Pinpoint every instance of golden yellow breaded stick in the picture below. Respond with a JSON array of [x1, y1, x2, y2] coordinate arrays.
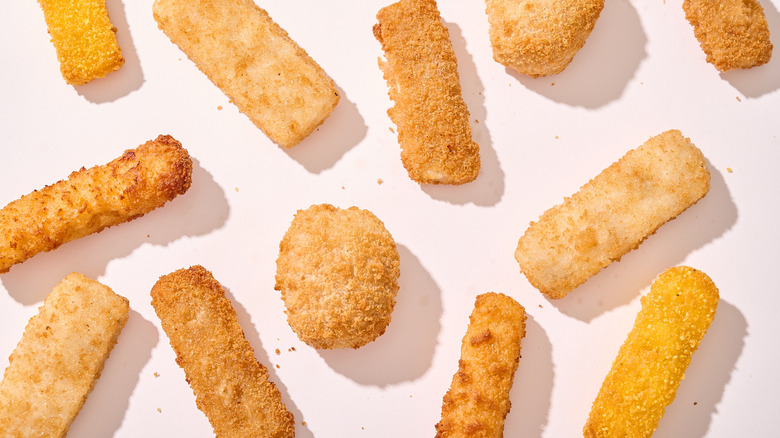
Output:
[[38, 0, 124, 85], [584, 266, 719, 437], [0, 273, 129, 437], [153, 0, 339, 148], [435, 292, 526, 437], [683, 0, 773, 71], [0, 135, 192, 274], [151, 265, 295, 438], [484, 0, 604, 77], [374, 0, 480, 184], [515, 130, 710, 299]]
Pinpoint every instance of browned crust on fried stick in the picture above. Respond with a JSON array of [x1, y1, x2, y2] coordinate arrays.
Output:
[[374, 0, 480, 184], [0, 273, 129, 437], [515, 130, 710, 299], [151, 265, 295, 438], [435, 292, 526, 437], [0, 135, 192, 273], [153, 0, 339, 148], [683, 0, 773, 71]]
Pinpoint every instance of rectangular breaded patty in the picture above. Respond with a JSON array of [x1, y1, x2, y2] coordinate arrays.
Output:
[[151, 265, 295, 438], [515, 130, 710, 299], [153, 0, 339, 148], [0, 273, 129, 437]]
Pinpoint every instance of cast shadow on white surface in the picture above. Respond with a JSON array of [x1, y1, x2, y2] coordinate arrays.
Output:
[[68, 309, 158, 438], [422, 22, 504, 207], [0, 158, 229, 305], [318, 245, 442, 386], [548, 163, 736, 322], [508, 0, 646, 108]]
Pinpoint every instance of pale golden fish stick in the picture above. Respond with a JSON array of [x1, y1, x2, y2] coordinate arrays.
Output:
[[515, 129, 710, 299], [38, 0, 124, 85], [374, 0, 480, 184], [151, 265, 295, 438], [153, 0, 339, 148], [683, 0, 773, 71], [435, 292, 526, 438], [484, 0, 604, 77], [0, 135, 192, 274], [584, 266, 719, 437], [0, 273, 129, 437]]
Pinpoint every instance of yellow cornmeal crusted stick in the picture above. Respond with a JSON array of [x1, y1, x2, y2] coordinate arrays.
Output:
[[37, 0, 124, 85], [0, 273, 129, 437], [584, 266, 719, 438]]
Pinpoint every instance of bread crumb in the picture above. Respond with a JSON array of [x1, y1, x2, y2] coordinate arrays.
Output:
[[377, 178, 384, 185], [154, 372, 159, 378], [727, 167, 733, 173], [218, 105, 223, 110], [157, 408, 162, 413], [275, 348, 280, 355], [275, 364, 280, 369]]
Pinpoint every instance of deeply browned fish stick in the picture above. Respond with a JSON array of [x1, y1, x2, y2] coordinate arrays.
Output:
[[435, 292, 526, 437], [153, 0, 339, 148], [584, 266, 719, 437], [151, 265, 295, 438], [683, 0, 773, 71], [515, 130, 710, 299], [374, 0, 480, 184], [0, 135, 192, 274], [0, 273, 129, 437]]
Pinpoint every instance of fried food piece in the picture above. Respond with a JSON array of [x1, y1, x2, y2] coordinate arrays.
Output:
[[37, 0, 124, 85], [153, 0, 339, 148], [0, 273, 129, 437], [515, 130, 710, 299], [374, 0, 480, 184], [683, 0, 773, 71], [584, 266, 719, 437], [484, 0, 604, 77], [435, 292, 526, 438], [0, 135, 192, 274], [275, 204, 400, 349], [151, 265, 295, 438]]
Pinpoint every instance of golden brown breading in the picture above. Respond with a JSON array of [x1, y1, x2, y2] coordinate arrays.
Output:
[[484, 0, 604, 77], [683, 0, 773, 71], [275, 204, 400, 349], [0, 273, 129, 437], [515, 130, 710, 300], [151, 265, 295, 438], [584, 266, 719, 437], [435, 292, 526, 438], [153, 0, 339, 148], [374, 0, 480, 184], [0, 135, 192, 274], [37, 0, 125, 85]]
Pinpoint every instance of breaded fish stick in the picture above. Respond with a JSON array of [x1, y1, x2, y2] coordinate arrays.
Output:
[[584, 266, 719, 437], [435, 292, 526, 437], [153, 0, 339, 148], [484, 0, 604, 77], [515, 130, 710, 299], [151, 265, 295, 438], [0, 135, 192, 273], [683, 0, 773, 71], [374, 0, 480, 184], [38, 0, 124, 85], [0, 273, 129, 437]]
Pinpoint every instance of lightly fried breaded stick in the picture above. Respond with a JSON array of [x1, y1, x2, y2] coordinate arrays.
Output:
[[153, 0, 339, 148], [515, 129, 710, 299], [151, 265, 295, 438], [484, 0, 604, 77], [435, 292, 526, 437], [584, 266, 719, 437], [683, 0, 773, 71], [0, 273, 129, 437], [37, 0, 124, 85], [0, 135, 192, 274], [374, 0, 481, 184]]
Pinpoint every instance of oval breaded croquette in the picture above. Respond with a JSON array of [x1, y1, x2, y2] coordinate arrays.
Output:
[[0, 135, 192, 273], [275, 204, 401, 349]]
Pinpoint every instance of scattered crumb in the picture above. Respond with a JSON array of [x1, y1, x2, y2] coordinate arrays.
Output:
[[551, 82, 555, 86], [154, 372, 159, 378], [147, 234, 151, 238], [693, 401, 698, 405], [538, 304, 543, 308], [234, 187, 239, 192], [736, 96, 742, 102], [341, 186, 345, 190], [157, 408, 162, 413], [474, 119, 479, 123], [555, 136, 559, 139], [275, 348, 280, 355], [389, 127, 395, 134], [377, 178, 384, 185], [275, 364, 280, 369], [217, 105, 223, 110], [727, 167, 733, 173], [302, 421, 307, 426], [288, 347, 296, 352]]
